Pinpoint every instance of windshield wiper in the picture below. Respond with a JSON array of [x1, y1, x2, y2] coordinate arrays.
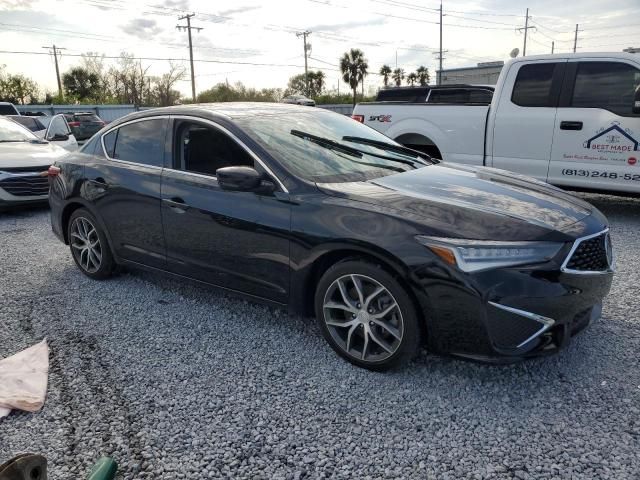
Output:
[[291, 130, 363, 158], [342, 136, 433, 164]]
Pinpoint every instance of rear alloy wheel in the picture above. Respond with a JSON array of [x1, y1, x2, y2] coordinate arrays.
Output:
[[315, 261, 421, 370], [68, 209, 114, 279]]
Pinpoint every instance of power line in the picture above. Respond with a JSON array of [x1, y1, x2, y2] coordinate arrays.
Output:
[[296, 30, 312, 96], [41, 45, 65, 99], [176, 13, 203, 101], [517, 8, 536, 56]]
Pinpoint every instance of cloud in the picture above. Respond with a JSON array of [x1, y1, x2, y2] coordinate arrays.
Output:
[[158, 0, 190, 10], [218, 6, 261, 17], [308, 17, 386, 33], [121, 18, 163, 40], [0, 0, 36, 9]]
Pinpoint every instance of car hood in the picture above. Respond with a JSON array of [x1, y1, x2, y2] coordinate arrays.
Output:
[[317, 163, 599, 240], [0, 141, 67, 169]]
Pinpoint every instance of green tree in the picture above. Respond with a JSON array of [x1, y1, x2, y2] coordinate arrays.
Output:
[[392, 68, 404, 87], [286, 70, 325, 98], [416, 66, 430, 86], [153, 62, 186, 106], [62, 67, 101, 101], [379, 65, 392, 87], [340, 48, 368, 107], [197, 82, 282, 103], [0, 67, 40, 104], [406, 72, 418, 86]]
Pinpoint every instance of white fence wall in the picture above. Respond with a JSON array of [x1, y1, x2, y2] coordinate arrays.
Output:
[[17, 103, 354, 122]]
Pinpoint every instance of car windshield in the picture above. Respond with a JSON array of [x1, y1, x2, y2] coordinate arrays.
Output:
[[0, 117, 39, 142], [237, 110, 428, 183]]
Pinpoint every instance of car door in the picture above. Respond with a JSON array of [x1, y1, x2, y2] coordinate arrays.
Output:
[[85, 117, 169, 269], [161, 117, 291, 304], [44, 114, 78, 151], [548, 58, 640, 193], [489, 61, 566, 180]]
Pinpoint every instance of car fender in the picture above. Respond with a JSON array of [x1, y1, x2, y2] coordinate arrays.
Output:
[[58, 196, 117, 260]]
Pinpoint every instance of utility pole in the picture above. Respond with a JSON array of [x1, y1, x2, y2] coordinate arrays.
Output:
[[551, 41, 555, 54], [517, 8, 535, 57], [573, 24, 579, 53], [176, 14, 202, 102], [42, 45, 65, 99], [296, 31, 311, 97], [438, 1, 443, 85]]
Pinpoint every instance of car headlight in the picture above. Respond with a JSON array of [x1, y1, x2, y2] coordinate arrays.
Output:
[[415, 236, 564, 273]]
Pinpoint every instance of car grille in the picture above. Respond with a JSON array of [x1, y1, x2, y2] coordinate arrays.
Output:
[[0, 175, 49, 197], [564, 231, 611, 272]]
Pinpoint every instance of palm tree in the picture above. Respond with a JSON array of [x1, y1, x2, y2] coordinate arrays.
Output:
[[392, 68, 404, 87], [340, 49, 368, 106], [406, 72, 418, 86], [416, 66, 430, 86], [379, 65, 392, 87]]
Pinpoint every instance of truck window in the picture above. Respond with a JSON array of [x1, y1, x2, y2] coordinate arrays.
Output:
[[469, 89, 493, 104], [511, 63, 556, 107], [571, 62, 640, 116], [428, 89, 468, 104]]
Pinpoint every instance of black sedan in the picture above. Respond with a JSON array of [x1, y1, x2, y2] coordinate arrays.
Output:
[[49, 103, 614, 370]]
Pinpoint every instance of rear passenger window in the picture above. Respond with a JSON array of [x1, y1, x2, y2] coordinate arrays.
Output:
[[174, 121, 253, 176], [103, 130, 116, 157], [103, 119, 166, 167], [511, 63, 556, 107], [571, 62, 640, 116]]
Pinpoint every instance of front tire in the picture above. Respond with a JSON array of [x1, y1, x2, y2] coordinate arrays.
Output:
[[68, 208, 115, 280], [314, 260, 421, 371]]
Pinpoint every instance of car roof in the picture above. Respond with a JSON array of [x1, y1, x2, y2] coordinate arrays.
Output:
[[111, 103, 322, 126]]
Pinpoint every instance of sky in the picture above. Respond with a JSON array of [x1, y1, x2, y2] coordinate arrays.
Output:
[[1, 0, 639, 98]]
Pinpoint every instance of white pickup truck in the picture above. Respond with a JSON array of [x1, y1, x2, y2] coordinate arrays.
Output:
[[353, 52, 640, 194]]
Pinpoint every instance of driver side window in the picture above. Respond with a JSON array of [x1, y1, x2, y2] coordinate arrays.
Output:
[[174, 120, 253, 176]]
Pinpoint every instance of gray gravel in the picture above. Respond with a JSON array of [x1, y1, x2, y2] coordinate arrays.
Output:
[[0, 194, 639, 479]]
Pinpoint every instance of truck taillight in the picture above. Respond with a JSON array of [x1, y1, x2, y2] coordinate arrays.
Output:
[[68, 121, 80, 127], [351, 114, 364, 123]]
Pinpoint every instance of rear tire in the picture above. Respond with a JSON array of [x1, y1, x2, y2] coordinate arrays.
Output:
[[314, 260, 421, 371], [67, 208, 115, 280]]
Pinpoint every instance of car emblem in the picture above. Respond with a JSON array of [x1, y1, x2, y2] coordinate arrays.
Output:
[[604, 233, 613, 267]]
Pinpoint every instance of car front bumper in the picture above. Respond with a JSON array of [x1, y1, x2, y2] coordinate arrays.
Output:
[[0, 170, 50, 209], [411, 237, 614, 362]]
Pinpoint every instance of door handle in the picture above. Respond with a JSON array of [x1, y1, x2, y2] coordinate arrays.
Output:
[[560, 121, 583, 131], [162, 197, 190, 212]]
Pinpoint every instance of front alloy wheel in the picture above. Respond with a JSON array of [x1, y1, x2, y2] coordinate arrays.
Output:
[[315, 260, 421, 370], [323, 274, 403, 362]]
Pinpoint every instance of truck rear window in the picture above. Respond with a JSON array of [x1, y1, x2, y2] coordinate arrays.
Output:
[[427, 88, 493, 104]]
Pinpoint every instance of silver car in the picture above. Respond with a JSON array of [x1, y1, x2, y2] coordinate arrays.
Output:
[[281, 95, 316, 107], [0, 116, 67, 209]]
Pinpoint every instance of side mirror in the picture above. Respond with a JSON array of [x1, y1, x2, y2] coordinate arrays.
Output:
[[216, 166, 262, 192], [49, 133, 69, 142]]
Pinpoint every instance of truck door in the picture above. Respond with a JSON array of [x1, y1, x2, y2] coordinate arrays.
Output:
[[489, 61, 566, 180], [548, 59, 640, 193]]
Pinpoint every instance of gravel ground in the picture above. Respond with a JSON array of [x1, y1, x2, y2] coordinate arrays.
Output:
[[0, 194, 639, 480]]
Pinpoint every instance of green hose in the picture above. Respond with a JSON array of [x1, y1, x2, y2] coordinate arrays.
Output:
[[86, 457, 117, 480]]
